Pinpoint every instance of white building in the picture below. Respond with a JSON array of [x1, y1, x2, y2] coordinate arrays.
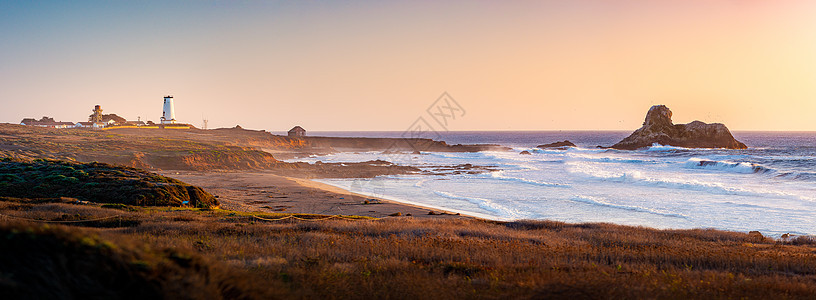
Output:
[[161, 96, 176, 124], [75, 122, 108, 129], [21, 120, 75, 128]]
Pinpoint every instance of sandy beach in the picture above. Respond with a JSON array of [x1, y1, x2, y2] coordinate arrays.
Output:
[[169, 171, 469, 219]]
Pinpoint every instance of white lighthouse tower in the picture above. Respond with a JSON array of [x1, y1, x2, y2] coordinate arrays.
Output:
[[161, 95, 176, 124]]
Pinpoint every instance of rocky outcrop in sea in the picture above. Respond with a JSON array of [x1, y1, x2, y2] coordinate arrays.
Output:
[[537, 140, 576, 149], [611, 105, 747, 150]]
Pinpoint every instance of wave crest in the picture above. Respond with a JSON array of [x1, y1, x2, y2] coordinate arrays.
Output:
[[432, 190, 522, 218], [570, 195, 687, 218], [644, 143, 692, 152], [487, 171, 570, 187], [685, 158, 773, 174], [566, 162, 813, 201]]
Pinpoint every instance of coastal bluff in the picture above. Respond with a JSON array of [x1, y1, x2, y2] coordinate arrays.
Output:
[[611, 105, 747, 150]]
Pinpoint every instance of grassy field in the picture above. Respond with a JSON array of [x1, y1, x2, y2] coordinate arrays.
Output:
[[0, 124, 283, 170], [2, 198, 815, 299]]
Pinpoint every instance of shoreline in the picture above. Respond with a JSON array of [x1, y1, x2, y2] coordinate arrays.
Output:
[[297, 177, 809, 238], [285, 177, 455, 213], [292, 177, 504, 220], [167, 170, 800, 237], [167, 170, 472, 219]]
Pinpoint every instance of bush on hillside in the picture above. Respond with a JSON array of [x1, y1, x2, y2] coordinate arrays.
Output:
[[0, 159, 217, 207]]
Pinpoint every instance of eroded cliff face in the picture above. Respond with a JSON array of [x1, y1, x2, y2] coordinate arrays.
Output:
[[611, 105, 747, 150]]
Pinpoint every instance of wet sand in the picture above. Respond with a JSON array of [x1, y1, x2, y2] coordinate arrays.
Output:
[[168, 171, 469, 219]]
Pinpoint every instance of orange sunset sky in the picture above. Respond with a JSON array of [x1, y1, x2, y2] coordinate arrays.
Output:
[[1, 1, 815, 131]]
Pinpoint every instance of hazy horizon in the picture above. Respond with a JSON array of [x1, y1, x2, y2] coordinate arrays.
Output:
[[3, 1, 816, 131]]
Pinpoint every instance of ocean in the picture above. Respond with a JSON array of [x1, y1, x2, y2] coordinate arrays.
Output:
[[283, 131, 816, 237]]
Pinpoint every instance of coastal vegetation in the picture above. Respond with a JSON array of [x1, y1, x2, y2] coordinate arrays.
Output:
[[1, 199, 815, 299], [0, 124, 282, 170], [0, 159, 217, 207]]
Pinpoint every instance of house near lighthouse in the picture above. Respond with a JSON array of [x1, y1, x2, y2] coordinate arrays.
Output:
[[18, 96, 189, 130], [288, 126, 306, 137]]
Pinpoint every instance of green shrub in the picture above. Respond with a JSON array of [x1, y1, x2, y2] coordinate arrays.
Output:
[[0, 174, 24, 183], [43, 174, 66, 181], [101, 203, 129, 210], [0, 160, 217, 208]]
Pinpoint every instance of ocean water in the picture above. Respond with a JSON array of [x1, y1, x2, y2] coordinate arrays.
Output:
[[286, 131, 816, 237]]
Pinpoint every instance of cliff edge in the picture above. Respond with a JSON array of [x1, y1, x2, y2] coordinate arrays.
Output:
[[611, 105, 746, 150]]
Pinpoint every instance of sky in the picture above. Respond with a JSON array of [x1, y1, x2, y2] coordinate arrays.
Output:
[[2, 0, 816, 131]]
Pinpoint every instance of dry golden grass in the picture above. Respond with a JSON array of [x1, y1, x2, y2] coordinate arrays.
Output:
[[2, 200, 815, 299], [119, 219, 816, 299], [0, 219, 278, 299], [0, 124, 281, 170]]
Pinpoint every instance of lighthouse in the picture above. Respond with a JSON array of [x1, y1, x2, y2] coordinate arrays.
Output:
[[91, 105, 104, 122], [161, 96, 176, 124]]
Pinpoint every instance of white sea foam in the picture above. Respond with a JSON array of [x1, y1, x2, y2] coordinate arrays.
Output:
[[565, 147, 608, 154], [531, 148, 567, 154], [684, 158, 773, 174], [565, 153, 660, 165], [432, 190, 522, 218], [565, 161, 811, 200], [486, 171, 570, 187], [644, 143, 693, 152], [414, 179, 430, 188], [570, 195, 688, 218]]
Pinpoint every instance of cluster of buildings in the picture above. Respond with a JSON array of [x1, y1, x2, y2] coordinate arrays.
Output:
[[21, 105, 146, 129], [19, 117, 78, 129], [20, 96, 178, 129], [18, 95, 308, 136]]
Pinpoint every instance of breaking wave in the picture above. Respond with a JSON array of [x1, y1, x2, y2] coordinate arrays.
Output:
[[776, 172, 816, 181], [566, 162, 812, 200], [685, 158, 774, 174], [565, 153, 661, 165], [570, 195, 687, 218], [486, 171, 570, 187], [643, 144, 693, 152], [432, 190, 522, 218]]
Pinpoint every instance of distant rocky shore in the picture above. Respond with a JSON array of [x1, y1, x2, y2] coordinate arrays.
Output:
[[302, 136, 510, 153]]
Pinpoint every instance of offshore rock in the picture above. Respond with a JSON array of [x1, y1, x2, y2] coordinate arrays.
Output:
[[611, 105, 747, 150], [537, 140, 576, 149]]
